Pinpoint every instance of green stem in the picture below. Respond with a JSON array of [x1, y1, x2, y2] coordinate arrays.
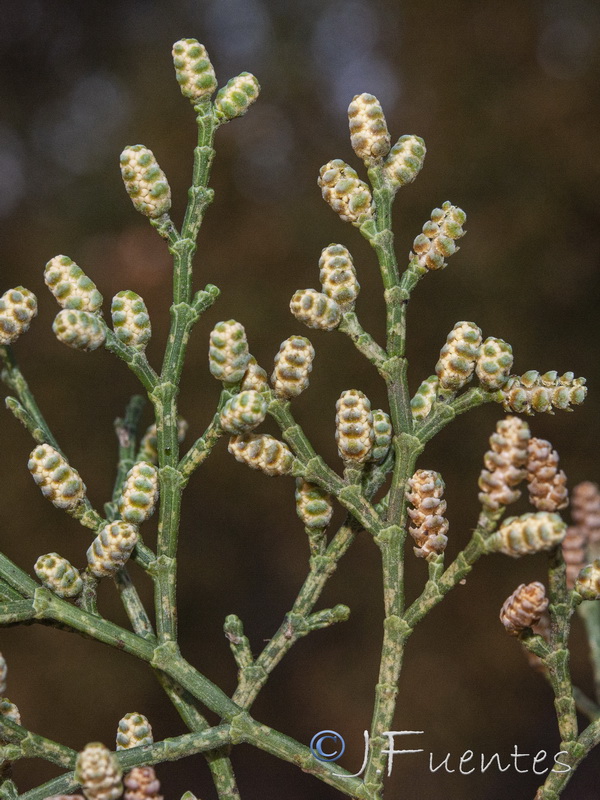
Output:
[[233, 520, 357, 708], [578, 601, 600, 704], [415, 386, 497, 444], [338, 313, 387, 370], [179, 411, 224, 480], [0, 346, 59, 449], [103, 330, 158, 392], [0, 716, 76, 769], [18, 724, 233, 800]]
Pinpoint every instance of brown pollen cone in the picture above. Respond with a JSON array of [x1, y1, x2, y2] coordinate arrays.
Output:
[[527, 437, 568, 512]]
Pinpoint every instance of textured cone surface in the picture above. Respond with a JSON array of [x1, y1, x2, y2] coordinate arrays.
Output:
[[116, 713, 153, 750], [406, 469, 449, 559], [120, 145, 171, 219], [35, 552, 83, 598], [44, 256, 102, 312], [487, 512, 566, 557], [111, 291, 151, 349], [348, 93, 390, 163], [28, 444, 86, 509], [575, 560, 600, 600], [411, 375, 438, 420], [139, 418, 187, 464], [571, 481, 600, 549], [335, 389, 374, 464], [563, 526, 587, 589], [290, 288, 341, 331], [383, 134, 426, 189], [118, 462, 159, 525], [0, 286, 37, 345], [411, 201, 466, 271], [0, 653, 6, 695], [124, 766, 163, 800], [527, 438, 568, 512], [0, 698, 20, 724], [87, 522, 139, 577], [501, 371, 587, 415], [219, 390, 268, 434], [53, 309, 105, 351], [476, 337, 513, 390], [228, 434, 293, 476], [172, 39, 216, 102], [478, 416, 530, 511], [75, 742, 123, 800], [271, 336, 315, 398], [435, 321, 482, 391], [370, 409, 392, 462], [241, 355, 268, 392], [500, 582, 548, 635], [215, 72, 260, 120], [209, 320, 250, 384], [295, 479, 333, 529], [318, 159, 373, 224], [318, 244, 360, 310]]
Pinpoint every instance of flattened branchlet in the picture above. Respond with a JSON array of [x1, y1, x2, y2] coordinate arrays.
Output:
[[0, 36, 597, 800]]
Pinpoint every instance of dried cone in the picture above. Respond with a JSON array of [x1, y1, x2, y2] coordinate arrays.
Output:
[[228, 434, 293, 476], [562, 526, 587, 589], [44, 256, 103, 312], [172, 39, 217, 103], [215, 73, 260, 121], [28, 444, 86, 510], [501, 370, 587, 415], [411, 375, 438, 420], [486, 512, 566, 557], [119, 145, 171, 219], [116, 713, 153, 750], [411, 202, 466, 271], [318, 244, 360, 311], [124, 767, 163, 800], [290, 289, 342, 331], [34, 553, 83, 598], [527, 438, 568, 512], [318, 159, 373, 225], [295, 479, 333, 529], [0, 286, 37, 345], [500, 582, 549, 635], [571, 481, 600, 554], [435, 321, 482, 391], [335, 390, 374, 464], [271, 336, 315, 398], [347, 93, 390, 164], [383, 134, 426, 190], [478, 416, 530, 511], [75, 742, 122, 800], [575, 560, 600, 600], [406, 469, 449, 559]]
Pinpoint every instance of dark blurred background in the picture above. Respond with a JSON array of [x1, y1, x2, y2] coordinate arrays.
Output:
[[0, 0, 599, 797]]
